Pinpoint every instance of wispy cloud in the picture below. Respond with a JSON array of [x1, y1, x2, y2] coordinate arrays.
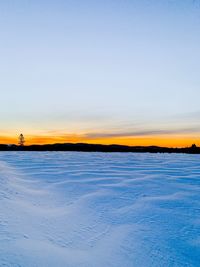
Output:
[[84, 126, 200, 139]]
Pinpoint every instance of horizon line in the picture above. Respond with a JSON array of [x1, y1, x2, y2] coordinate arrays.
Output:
[[0, 133, 200, 148], [0, 141, 198, 149]]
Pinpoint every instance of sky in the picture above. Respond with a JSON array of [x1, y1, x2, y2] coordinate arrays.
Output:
[[0, 0, 200, 146]]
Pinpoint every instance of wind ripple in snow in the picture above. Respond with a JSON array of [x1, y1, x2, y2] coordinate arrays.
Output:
[[0, 152, 200, 266]]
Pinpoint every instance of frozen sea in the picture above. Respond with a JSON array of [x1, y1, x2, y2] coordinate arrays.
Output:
[[0, 152, 200, 267]]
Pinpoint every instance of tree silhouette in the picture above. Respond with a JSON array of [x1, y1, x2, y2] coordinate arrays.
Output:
[[18, 134, 25, 146]]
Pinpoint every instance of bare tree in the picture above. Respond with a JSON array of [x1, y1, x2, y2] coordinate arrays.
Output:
[[18, 134, 25, 146]]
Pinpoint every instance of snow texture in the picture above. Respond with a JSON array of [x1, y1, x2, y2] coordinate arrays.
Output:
[[0, 152, 200, 267]]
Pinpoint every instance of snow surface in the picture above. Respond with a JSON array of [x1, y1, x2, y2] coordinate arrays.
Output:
[[0, 152, 200, 267]]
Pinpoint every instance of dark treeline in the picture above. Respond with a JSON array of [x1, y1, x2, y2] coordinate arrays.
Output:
[[0, 143, 199, 154]]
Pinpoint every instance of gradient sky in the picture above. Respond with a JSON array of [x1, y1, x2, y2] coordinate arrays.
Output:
[[0, 0, 200, 146]]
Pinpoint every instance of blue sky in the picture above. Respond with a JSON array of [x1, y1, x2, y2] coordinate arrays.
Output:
[[0, 0, 200, 145]]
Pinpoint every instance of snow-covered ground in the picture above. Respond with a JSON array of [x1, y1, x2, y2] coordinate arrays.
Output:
[[0, 152, 200, 267]]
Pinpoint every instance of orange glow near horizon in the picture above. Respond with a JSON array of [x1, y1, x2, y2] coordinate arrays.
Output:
[[0, 133, 200, 148]]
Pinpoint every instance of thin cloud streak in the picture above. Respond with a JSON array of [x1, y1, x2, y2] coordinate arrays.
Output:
[[85, 126, 200, 139]]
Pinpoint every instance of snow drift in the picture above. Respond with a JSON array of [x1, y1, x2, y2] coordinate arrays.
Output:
[[0, 152, 200, 267]]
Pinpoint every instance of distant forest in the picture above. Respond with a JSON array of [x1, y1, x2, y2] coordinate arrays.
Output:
[[0, 143, 200, 154]]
